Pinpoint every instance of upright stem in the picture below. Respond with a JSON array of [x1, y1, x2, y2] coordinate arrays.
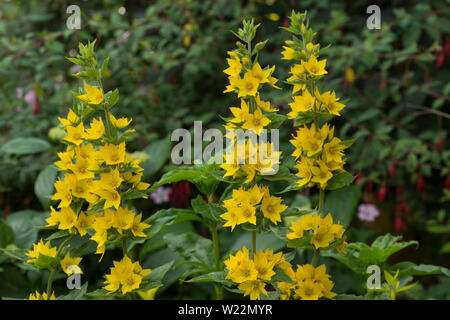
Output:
[[210, 223, 223, 300], [318, 188, 325, 216], [252, 230, 256, 257], [122, 238, 128, 256], [46, 234, 75, 297], [311, 249, 320, 267]]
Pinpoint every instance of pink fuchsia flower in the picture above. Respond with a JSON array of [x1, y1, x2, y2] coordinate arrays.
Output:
[[150, 187, 171, 205], [357, 203, 379, 222]]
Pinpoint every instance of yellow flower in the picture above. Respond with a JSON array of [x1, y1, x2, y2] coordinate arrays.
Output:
[[51, 179, 73, 208], [220, 206, 241, 231], [249, 62, 272, 84], [294, 279, 323, 300], [74, 211, 96, 236], [131, 213, 150, 237], [109, 113, 132, 129], [26, 239, 57, 264], [236, 71, 260, 98], [281, 46, 296, 60], [223, 51, 242, 77], [247, 184, 264, 206], [64, 122, 86, 145], [288, 89, 315, 119], [253, 250, 276, 281], [301, 55, 327, 76], [229, 99, 249, 124], [238, 280, 268, 300], [345, 67, 355, 84], [310, 160, 333, 189], [103, 255, 151, 294], [27, 291, 56, 300], [85, 117, 105, 140], [95, 188, 121, 209], [57, 206, 78, 230], [242, 109, 271, 135], [98, 142, 126, 165], [113, 207, 135, 234], [54, 150, 75, 170], [58, 109, 79, 126], [261, 195, 287, 224], [78, 83, 104, 104], [68, 157, 97, 180], [294, 158, 314, 188], [286, 220, 304, 240], [236, 201, 257, 225], [60, 252, 83, 276], [255, 94, 278, 112], [97, 168, 123, 190]]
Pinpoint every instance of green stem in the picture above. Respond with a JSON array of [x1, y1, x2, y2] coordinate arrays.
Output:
[[252, 230, 256, 257], [311, 249, 320, 267], [46, 234, 75, 297], [210, 223, 223, 300], [122, 238, 128, 256], [46, 268, 58, 297], [318, 188, 325, 216]]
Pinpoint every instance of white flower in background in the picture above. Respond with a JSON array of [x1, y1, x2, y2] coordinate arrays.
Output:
[[357, 203, 379, 222]]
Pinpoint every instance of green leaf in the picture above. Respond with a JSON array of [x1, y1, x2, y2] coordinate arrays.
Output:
[[5, 210, 40, 249], [142, 138, 171, 179], [186, 271, 233, 286], [0, 222, 15, 248], [57, 282, 88, 300], [100, 56, 110, 78], [389, 262, 450, 277], [150, 168, 206, 190], [164, 232, 214, 266], [326, 171, 355, 190], [266, 113, 287, 129], [46, 230, 70, 241], [1, 137, 51, 155], [144, 260, 175, 283], [145, 208, 201, 236], [323, 185, 361, 227], [190, 195, 222, 222], [34, 165, 58, 209]]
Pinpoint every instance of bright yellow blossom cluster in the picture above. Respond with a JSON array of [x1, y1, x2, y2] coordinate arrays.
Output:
[[25, 43, 154, 299], [283, 15, 349, 191], [103, 255, 151, 294], [224, 247, 293, 300], [48, 105, 151, 258], [286, 213, 348, 253], [220, 184, 287, 230], [277, 264, 336, 300], [27, 291, 56, 300], [220, 22, 283, 183], [26, 239, 83, 275], [290, 123, 349, 189]]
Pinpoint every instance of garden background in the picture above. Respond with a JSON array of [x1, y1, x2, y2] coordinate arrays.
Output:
[[0, 0, 449, 299]]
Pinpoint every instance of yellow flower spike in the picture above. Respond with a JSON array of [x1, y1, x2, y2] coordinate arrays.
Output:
[[77, 83, 104, 104]]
